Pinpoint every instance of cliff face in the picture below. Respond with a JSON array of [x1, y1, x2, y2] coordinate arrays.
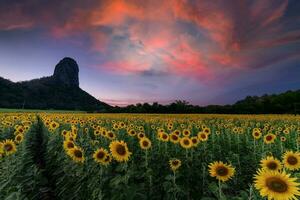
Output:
[[0, 57, 110, 111], [53, 57, 79, 87]]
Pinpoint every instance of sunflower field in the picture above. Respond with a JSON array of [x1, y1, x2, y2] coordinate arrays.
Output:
[[1, 113, 300, 200]]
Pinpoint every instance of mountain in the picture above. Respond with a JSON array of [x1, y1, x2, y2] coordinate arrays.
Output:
[[0, 57, 110, 111]]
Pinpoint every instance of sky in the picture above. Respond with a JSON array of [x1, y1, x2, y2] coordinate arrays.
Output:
[[0, 0, 300, 106]]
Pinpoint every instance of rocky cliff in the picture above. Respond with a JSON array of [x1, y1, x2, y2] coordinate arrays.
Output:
[[0, 57, 110, 111]]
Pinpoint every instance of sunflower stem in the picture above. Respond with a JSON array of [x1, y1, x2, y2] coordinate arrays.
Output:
[[218, 179, 222, 200]]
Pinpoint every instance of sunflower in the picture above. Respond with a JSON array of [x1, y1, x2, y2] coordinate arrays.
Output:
[[2, 139, 17, 155], [15, 134, 24, 144], [107, 131, 116, 140], [283, 151, 300, 171], [173, 130, 181, 136], [109, 140, 132, 162], [93, 148, 109, 165], [191, 136, 199, 147], [198, 132, 209, 142], [68, 146, 85, 163], [281, 137, 286, 142], [137, 132, 145, 139], [283, 129, 290, 135], [159, 132, 169, 142], [139, 138, 152, 150], [254, 169, 300, 200], [179, 137, 193, 149], [63, 140, 75, 150], [203, 127, 211, 135], [252, 130, 262, 139], [169, 159, 182, 172], [128, 129, 136, 137], [264, 133, 276, 144], [169, 133, 180, 144], [260, 156, 282, 172], [208, 161, 235, 182], [94, 130, 101, 136], [182, 129, 191, 137], [50, 121, 59, 130]]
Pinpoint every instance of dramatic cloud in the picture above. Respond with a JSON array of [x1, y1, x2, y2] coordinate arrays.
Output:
[[1, 0, 300, 105]]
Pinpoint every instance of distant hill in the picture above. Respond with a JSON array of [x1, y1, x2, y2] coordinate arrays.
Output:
[[109, 90, 300, 114], [0, 57, 110, 111]]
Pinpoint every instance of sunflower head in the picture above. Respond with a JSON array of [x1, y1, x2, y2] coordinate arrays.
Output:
[[2, 140, 17, 155], [109, 140, 132, 162], [260, 156, 282, 172], [180, 137, 193, 149], [93, 148, 110, 165], [208, 161, 235, 182], [137, 132, 145, 139], [68, 146, 85, 163], [264, 133, 276, 144], [63, 140, 75, 150], [139, 138, 152, 150], [252, 130, 262, 139], [198, 132, 209, 142], [169, 159, 182, 172], [107, 131, 116, 140], [128, 129, 136, 137], [15, 134, 24, 144], [254, 169, 300, 200], [283, 151, 300, 171], [182, 129, 191, 137], [159, 132, 169, 142], [191, 136, 199, 147], [170, 133, 180, 144]]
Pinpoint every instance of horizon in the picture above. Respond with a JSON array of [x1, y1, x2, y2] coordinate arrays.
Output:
[[1, 0, 300, 107]]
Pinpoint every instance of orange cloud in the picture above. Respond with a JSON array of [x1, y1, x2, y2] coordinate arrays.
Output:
[[1, 0, 299, 80]]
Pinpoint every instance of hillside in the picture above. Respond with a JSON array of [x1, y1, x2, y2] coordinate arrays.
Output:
[[0, 58, 110, 111]]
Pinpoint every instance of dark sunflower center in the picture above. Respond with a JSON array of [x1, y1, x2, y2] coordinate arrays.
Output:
[[162, 135, 168, 139], [192, 139, 197, 143], [216, 167, 229, 176], [266, 135, 273, 141], [4, 144, 13, 151], [104, 156, 110, 162], [142, 141, 149, 147], [267, 162, 278, 170], [116, 144, 126, 156], [287, 156, 298, 165], [16, 136, 22, 141], [97, 152, 105, 159], [109, 133, 113, 137], [255, 132, 259, 136], [266, 177, 288, 193], [74, 150, 83, 158], [172, 160, 179, 166], [201, 134, 206, 139], [172, 135, 178, 140], [67, 142, 74, 148], [183, 139, 190, 145]]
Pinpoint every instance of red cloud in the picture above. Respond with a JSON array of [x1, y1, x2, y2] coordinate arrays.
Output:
[[2, 0, 299, 80]]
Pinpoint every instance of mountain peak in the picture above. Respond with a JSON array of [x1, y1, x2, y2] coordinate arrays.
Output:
[[53, 57, 79, 87]]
